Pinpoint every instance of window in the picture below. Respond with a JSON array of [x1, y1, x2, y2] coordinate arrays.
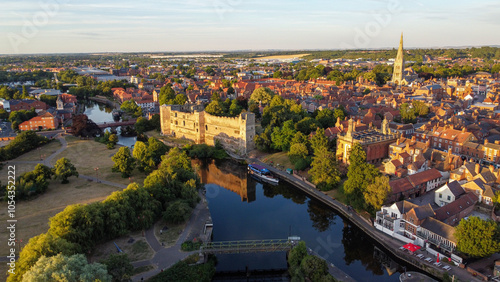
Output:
[[439, 193, 442, 198], [447, 195, 451, 201]]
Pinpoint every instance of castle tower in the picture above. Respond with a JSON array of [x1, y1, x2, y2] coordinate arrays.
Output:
[[391, 33, 405, 86]]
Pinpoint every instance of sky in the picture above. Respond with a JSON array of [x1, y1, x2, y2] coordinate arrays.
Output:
[[0, 0, 499, 54]]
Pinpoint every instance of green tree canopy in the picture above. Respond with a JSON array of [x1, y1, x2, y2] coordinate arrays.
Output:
[[250, 87, 274, 105], [23, 253, 111, 282], [343, 143, 380, 209], [101, 253, 133, 282], [455, 217, 500, 258], [309, 147, 340, 191], [53, 158, 79, 184], [364, 175, 391, 212], [112, 147, 135, 178]]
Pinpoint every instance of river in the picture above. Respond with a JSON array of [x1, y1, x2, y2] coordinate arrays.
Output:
[[197, 160, 412, 282], [82, 99, 137, 147]]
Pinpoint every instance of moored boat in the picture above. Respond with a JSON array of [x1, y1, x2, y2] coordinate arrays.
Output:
[[248, 164, 279, 185]]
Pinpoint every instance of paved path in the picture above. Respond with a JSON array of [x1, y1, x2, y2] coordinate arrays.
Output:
[[131, 195, 210, 281], [249, 158, 482, 282]]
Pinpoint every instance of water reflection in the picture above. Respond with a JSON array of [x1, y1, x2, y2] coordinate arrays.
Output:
[[197, 160, 405, 281]]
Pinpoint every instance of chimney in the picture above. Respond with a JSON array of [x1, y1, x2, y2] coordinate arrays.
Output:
[[462, 127, 466, 133], [485, 139, 489, 145], [495, 140, 500, 145], [490, 165, 495, 173], [411, 136, 416, 142], [397, 138, 401, 145], [475, 163, 480, 175]]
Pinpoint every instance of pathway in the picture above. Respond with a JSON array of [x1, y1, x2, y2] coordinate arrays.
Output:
[[131, 194, 210, 281], [6, 134, 127, 189], [249, 158, 482, 282]]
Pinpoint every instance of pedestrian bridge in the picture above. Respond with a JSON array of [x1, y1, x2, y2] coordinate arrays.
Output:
[[201, 236, 300, 254]]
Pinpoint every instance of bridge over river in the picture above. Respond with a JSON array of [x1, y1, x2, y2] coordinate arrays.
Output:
[[201, 236, 300, 254]]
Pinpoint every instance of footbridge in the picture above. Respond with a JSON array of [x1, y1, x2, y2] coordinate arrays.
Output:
[[201, 236, 300, 254]]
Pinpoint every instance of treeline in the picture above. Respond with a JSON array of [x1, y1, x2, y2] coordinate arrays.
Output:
[[0, 70, 53, 83], [9, 147, 201, 281], [0, 131, 48, 161]]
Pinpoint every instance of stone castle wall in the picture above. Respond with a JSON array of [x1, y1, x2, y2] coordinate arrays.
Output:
[[160, 104, 255, 155]]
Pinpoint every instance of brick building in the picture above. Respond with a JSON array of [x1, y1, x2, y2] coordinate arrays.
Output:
[[19, 112, 59, 131]]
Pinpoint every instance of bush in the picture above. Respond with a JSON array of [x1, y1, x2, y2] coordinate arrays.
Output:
[[184, 144, 227, 160], [181, 240, 203, 252]]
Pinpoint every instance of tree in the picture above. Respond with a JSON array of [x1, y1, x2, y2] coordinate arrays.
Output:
[[229, 99, 242, 116], [23, 254, 111, 282], [112, 147, 135, 177], [300, 255, 329, 282], [133, 141, 155, 173], [271, 120, 297, 151], [174, 94, 187, 105], [400, 103, 416, 124], [250, 87, 274, 105], [163, 200, 192, 224], [334, 107, 346, 121], [288, 143, 311, 170], [309, 147, 340, 191], [295, 117, 321, 135], [343, 143, 380, 209], [315, 108, 335, 128], [108, 134, 118, 149], [364, 176, 391, 212], [288, 241, 307, 277], [205, 100, 225, 116], [101, 253, 133, 282], [159, 84, 176, 105], [53, 158, 79, 184], [311, 128, 328, 153], [455, 217, 500, 258]]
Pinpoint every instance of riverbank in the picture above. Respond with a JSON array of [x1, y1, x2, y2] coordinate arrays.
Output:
[[245, 157, 481, 282]]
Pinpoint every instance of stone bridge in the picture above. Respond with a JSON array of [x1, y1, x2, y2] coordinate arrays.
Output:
[[96, 119, 137, 130]]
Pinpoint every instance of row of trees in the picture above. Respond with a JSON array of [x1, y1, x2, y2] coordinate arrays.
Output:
[[10, 147, 201, 281], [0, 131, 48, 161]]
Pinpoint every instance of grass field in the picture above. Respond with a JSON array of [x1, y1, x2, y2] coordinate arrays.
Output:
[[260, 152, 294, 170], [145, 130, 194, 147], [14, 139, 61, 162], [90, 230, 154, 263], [50, 136, 147, 186], [256, 53, 310, 60], [154, 220, 186, 248]]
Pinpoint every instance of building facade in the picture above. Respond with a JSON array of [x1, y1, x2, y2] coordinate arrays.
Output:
[[19, 112, 59, 131], [336, 117, 398, 164], [160, 104, 255, 155]]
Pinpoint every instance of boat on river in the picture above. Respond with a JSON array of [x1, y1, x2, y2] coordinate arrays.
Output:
[[248, 164, 279, 185]]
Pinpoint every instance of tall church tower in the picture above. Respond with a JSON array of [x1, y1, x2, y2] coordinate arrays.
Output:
[[391, 33, 405, 86]]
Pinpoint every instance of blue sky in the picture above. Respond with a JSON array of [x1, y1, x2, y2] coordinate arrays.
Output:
[[1, 0, 499, 54]]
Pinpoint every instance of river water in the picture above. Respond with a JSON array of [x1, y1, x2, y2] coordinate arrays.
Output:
[[197, 160, 410, 282], [82, 100, 137, 147]]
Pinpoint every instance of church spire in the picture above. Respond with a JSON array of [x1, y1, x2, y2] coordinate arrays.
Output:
[[391, 32, 405, 86]]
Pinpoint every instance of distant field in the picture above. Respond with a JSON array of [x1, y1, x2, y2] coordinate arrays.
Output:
[[256, 53, 310, 60]]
